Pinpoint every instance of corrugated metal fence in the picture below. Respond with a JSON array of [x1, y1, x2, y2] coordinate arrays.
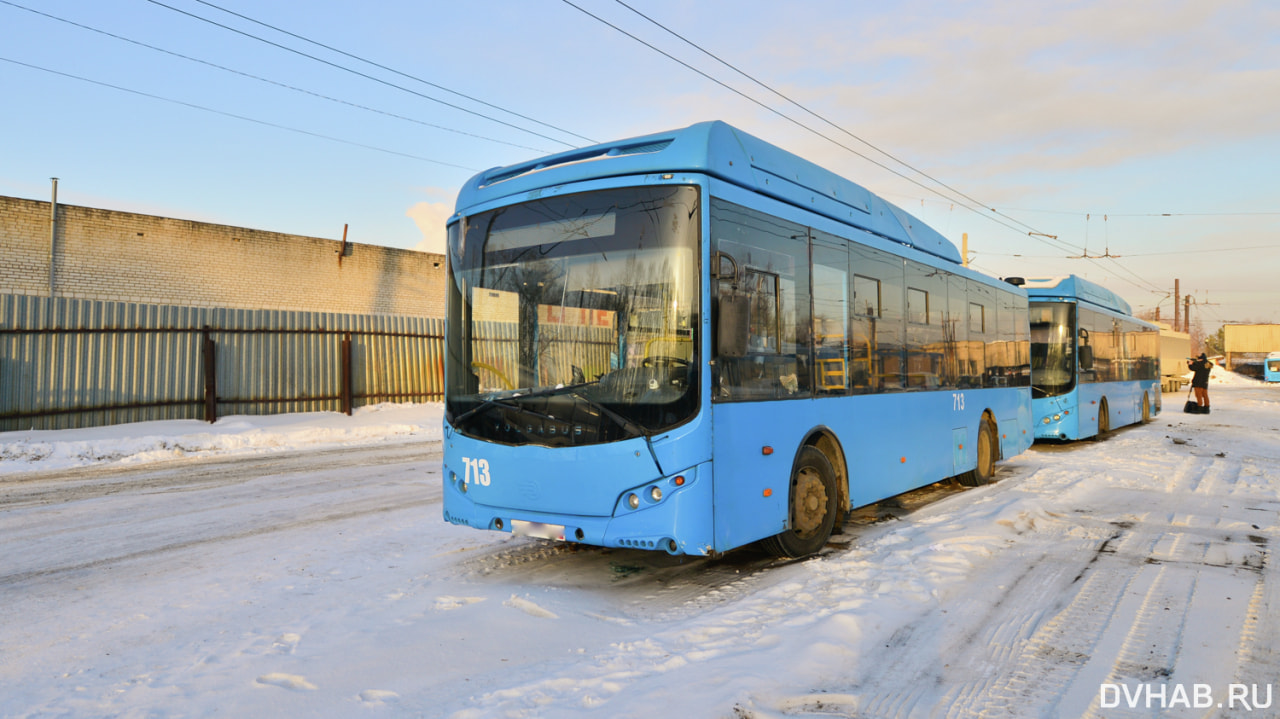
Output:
[[469, 321, 615, 390], [0, 294, 444, 431]]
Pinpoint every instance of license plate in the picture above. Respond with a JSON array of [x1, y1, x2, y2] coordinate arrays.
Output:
[[510, 520, 565, 541]]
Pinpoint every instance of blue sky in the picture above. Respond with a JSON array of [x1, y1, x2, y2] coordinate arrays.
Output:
[[3, 0, 1277, 334]]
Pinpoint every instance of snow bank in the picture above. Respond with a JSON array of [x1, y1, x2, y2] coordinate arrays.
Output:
[[0, 402, 444, 475]]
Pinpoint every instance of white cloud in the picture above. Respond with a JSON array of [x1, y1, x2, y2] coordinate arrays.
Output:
[[406, 189, 454, 256]]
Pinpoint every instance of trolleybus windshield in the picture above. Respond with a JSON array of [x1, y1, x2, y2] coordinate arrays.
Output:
[[446, 185, 700, 447], [1030, 301, 1076, 399]]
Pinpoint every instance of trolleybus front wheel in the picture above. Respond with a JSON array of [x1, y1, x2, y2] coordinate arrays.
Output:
[[761, 446, 838, 559]]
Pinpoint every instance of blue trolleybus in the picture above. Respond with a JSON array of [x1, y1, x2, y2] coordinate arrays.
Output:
[[443, 121, 1033, 557], [1265, 352, 1280, 383], [1025, 275, 1161, 440]]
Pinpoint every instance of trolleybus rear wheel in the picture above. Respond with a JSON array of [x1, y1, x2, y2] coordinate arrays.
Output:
[[761, 446, 837, 559], [1096, 399, 1111, 439], [1141, 392, 1151, 423], [959, 416, 996, 487]]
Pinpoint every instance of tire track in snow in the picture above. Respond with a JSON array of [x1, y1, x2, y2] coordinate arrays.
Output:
[[849, 542, 1098, 719], [0, 443, 443, 587], [0, 441, 441, 510], [948, 526, 1160, 718], [1077, 560, 1197, 718], [1165, 452, 1212, 495], [0, 497, 437, 588], [1226, 550, 1278, 719]]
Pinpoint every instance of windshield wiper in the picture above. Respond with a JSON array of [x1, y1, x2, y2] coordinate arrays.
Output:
[[450, 396, 521, 428], [451, 380, 648, 441], [518, 381, 649, 439], [452, 380, 599, 427], [516, 379, 600, 399], [565, 389, 649, 439]]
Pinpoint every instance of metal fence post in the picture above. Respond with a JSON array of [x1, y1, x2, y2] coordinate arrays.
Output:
[[202, 326, 217, 423], [340, 332, 353, 416]]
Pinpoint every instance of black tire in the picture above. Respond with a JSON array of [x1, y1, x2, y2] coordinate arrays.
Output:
[[1141, 392, 1151, 424], [958, 416, 996, 487], [1096, 399, 1110, 439], [761, 446, 838, 559]]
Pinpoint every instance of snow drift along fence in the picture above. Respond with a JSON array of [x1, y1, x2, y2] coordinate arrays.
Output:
[[0, 294, 445, 432]]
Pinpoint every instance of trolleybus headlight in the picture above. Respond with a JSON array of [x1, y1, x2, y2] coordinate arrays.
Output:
[[1053, 413, 1062, 421], [649, 486, 663, 502], [627, 493, 640, 510], [1042, 417, 1051, 424]]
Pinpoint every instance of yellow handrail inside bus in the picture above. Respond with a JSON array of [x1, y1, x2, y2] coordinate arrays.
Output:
[[471, 361, 514, 390]]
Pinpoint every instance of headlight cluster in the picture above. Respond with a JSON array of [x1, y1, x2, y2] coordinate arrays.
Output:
[[1041, 409, 1070, 424], [621, 474, 685, 513]]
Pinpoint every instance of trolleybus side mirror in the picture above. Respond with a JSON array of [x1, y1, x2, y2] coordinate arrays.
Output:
[[1078, 345, 1094, 371]]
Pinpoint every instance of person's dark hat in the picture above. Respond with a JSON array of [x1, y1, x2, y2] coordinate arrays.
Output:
[[1198, 353, 1207, 359]]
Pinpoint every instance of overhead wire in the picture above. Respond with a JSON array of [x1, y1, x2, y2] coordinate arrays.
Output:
[[187, 0, 597, 146], [1106, 211, 1280, 217], [0, 56, 478, 171], [557, 0, 1074, 251], [5, 0, 1257, 305], [0, 0, 554, 154], [609, 0, 1053, 240], [142, 0, 579, 149], [590, 0, 1270, 305], [985, 244, 1274, 258]]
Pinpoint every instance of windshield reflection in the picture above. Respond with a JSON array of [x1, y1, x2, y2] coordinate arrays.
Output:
[[446, 186, 701, 447], [1030, 301, 1076, 399]]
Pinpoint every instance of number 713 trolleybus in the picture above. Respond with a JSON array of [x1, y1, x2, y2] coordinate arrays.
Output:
[[443, 121, 1033, 558]]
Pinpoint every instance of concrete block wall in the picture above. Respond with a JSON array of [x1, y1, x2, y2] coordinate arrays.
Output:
[[1, 195, 445, 317]]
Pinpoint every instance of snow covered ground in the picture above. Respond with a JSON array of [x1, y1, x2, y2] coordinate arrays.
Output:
[[0, 402, 444, 475], [2, 372, 1278, 718]]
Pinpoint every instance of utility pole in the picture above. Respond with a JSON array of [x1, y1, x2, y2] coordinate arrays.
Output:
[[1173, 279, 1180, 333], [962, 233, 969, 267], [1184, 295, 1192, 335]]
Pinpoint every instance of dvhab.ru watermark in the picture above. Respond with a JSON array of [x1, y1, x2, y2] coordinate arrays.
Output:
[[1100, 683, 1274, 711]]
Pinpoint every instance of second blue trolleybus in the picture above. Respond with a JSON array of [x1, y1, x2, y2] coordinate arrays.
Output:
[[1025, 275, 1161, 440], [1265, 352, 1280, 383], [443, 121, 1033, 557]]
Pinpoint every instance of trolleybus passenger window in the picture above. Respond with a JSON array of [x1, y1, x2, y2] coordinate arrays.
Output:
[[850, 273, 881, 392], [906, 261, 948, 390], [812, 239, 850, 395], [1011, 295, 1031, 387], [947, 275, 967, 390], [967, 280, 993, 388], [969, 302, 985, 333], [907, 288, 929, 324], [710, 198, 811, 401]]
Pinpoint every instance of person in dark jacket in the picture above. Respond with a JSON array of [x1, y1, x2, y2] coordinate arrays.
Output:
[[1187, 353, 1212, 414]]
